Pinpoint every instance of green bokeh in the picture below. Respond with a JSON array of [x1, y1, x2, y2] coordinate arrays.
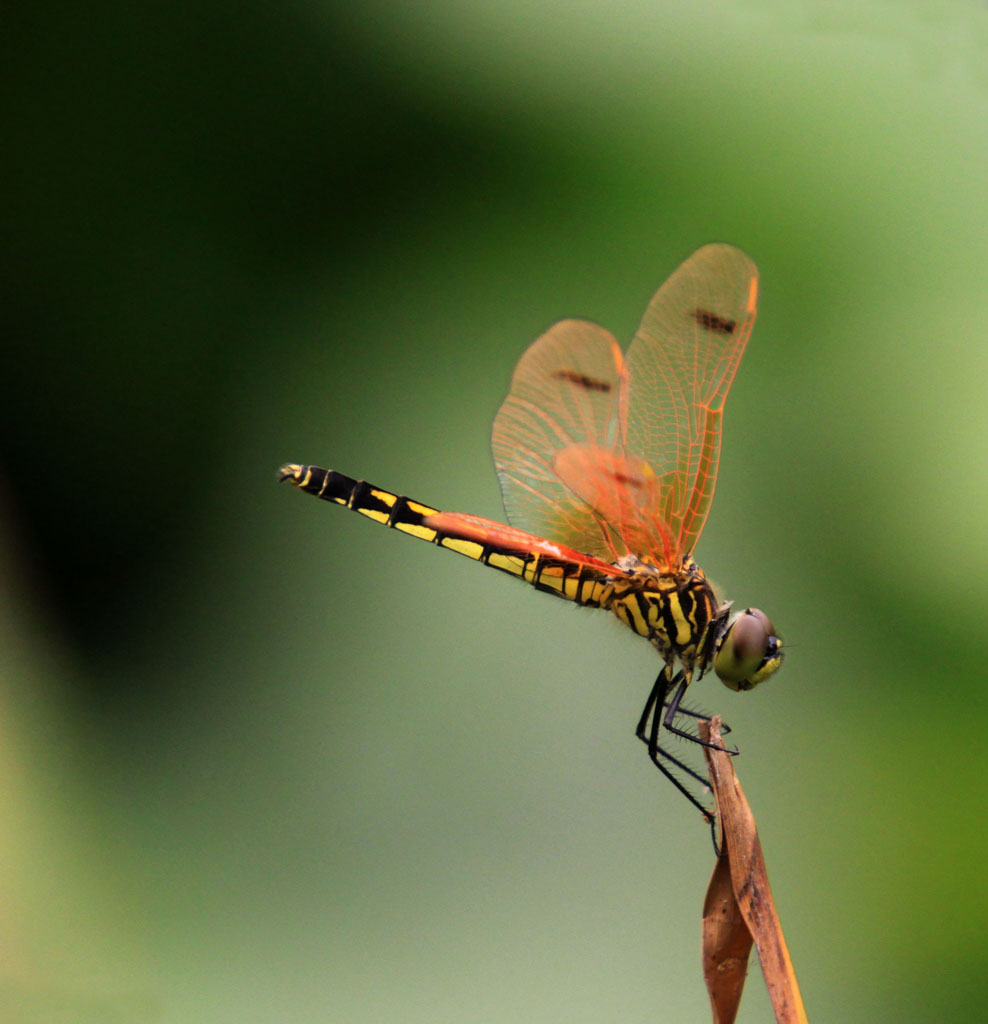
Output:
[[2, 2, 986, 1021]]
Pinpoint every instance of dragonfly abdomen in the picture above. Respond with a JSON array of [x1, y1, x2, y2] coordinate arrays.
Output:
[[278, 463, 615, 607], [278, 464, 443, 541]]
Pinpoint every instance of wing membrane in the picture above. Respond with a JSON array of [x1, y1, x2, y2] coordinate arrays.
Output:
[[491, 319, 627, 560], [492, 245, 758, 570], [622, 244, 758, 562]]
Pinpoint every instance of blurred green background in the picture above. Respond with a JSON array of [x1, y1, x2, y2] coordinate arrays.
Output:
[[2, 1, 986, 1021]]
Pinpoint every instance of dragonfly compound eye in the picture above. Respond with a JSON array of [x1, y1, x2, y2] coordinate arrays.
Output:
[[714, 607, 783, 692]]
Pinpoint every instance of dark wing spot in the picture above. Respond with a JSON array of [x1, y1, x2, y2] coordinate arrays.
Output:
[[693, 308, 736, 335], [607, 470, 645, 489], [553, 369, 612, 393]]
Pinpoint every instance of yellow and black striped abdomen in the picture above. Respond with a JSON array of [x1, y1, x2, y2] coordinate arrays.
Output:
[[278, 463, 615, 608], [280, 464, 727, 682], [279, 463, 442, 541]]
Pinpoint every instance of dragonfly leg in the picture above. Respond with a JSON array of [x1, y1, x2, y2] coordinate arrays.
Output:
[[635, 670, 715, 822], [661, 676, 739, 755], [665, 702, 732, 737]]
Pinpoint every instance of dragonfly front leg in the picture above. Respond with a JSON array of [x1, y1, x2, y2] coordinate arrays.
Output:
[[660, 672, 739, 755], [665, 702, 732, 737]]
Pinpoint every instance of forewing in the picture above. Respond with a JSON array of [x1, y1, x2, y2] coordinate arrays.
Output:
[[491, 319, 627, 560], [622, 244, 758, 562]]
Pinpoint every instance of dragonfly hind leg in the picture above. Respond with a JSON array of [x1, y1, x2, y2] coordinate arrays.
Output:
[[635, 736, 715, 822]]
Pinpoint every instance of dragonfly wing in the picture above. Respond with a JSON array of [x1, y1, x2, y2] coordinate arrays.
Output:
[[622, 244, 758, 563], [491, 319, 628, 560], [550, 444, 676, 568]]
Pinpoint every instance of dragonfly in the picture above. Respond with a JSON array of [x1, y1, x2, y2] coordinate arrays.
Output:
[[279, 244, 783, 821]]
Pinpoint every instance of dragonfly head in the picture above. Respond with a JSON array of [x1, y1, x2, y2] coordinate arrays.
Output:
[[713, 607, 783, 692]]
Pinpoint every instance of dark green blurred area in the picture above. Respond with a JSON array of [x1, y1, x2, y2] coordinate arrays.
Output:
[[2, 2, 986, 1022]]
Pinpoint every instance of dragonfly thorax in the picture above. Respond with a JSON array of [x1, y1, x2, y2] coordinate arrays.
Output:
[[605, 556, 724, 682], [602, 551, 784, 691]]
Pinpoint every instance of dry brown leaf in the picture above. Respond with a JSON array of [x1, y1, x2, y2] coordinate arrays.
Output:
[[701, 717, 808, 1024], [702, 843, 753, 1023]]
